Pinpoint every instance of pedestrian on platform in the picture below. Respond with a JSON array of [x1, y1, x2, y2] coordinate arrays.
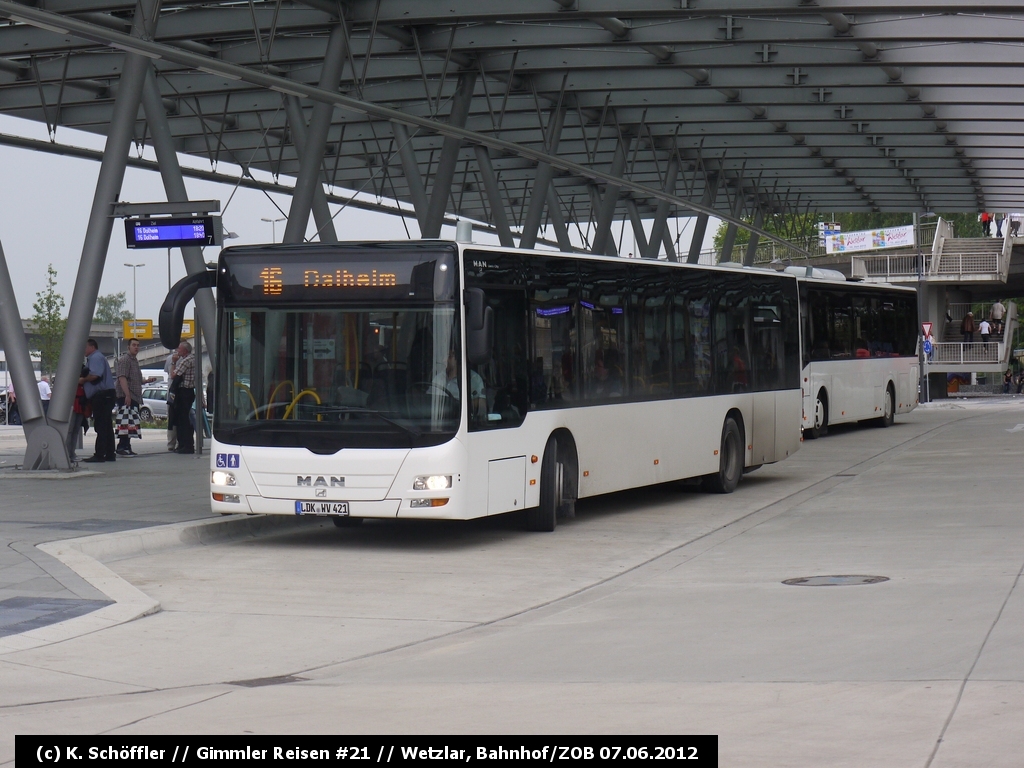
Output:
[[961, 311, 975, 344], [36, 376, 51, 415], [65, 365, 91, 463], [996, 213, 1005, 238], [115, 338, 143, 457], [981, 212, 992, 237], [80, 338, 116, 463], [1011, 214, 1021, 237], [1004, 369, 1013, 394], [164, 348, 179, 451], [170, 342, 196, 455], [979, 318, 992, 345], [991, 300, 1006, 336]]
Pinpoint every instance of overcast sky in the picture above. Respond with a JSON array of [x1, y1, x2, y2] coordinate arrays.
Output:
[[0, 113, 716, 325]]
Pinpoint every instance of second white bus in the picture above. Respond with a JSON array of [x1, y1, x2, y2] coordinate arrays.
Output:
[[795, 273, 919, 438]]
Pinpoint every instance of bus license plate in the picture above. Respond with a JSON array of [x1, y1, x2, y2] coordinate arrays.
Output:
[[294, 501, 349, 516]]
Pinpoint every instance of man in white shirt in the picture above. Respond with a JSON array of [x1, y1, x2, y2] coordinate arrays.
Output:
[[37, 376, 51, 415], [979, 318, 992, 345]]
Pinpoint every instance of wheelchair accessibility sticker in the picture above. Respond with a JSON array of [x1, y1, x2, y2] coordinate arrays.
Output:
[[216, 453, 240, 468]]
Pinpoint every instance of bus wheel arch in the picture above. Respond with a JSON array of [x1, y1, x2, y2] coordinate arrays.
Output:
[[807, 388, 829, 439], [703, 410, 744, 494], [525, 429, 578, 531], [878, 382, 895, 428]]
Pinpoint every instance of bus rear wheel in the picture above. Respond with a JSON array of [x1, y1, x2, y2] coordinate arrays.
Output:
[[877, 384, 895, 428], [703, 416, 743, 494], [806, 390, 828, 439], [526, 437, 573, 532]]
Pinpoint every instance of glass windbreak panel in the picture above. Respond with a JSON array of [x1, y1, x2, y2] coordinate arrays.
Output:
[[217, 305, 460, 450]]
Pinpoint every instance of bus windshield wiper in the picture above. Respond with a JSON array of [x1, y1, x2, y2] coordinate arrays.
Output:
[[316, 406, 423, 438], [225, 409, 422, 439]]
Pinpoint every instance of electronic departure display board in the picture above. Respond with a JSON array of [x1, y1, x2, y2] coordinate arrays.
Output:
[[124, 216, 222, 249]]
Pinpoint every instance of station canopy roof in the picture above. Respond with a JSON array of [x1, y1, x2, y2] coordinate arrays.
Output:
[[0, 0, 1021, 245]]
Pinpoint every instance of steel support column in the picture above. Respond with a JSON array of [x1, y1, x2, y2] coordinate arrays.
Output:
[[282, 23, 347, 245], [393, 121, 429, 233], [662, 225, 677, 262], [422, 72, 477, 239], [519, 106, 566, 251], [545, 186, 572, 252], [142, 66, 217, 365], [686, 172, 721, 265], [473, 145, 514, 247], [283, 95, 338, 243], [591, 137, 629, 256], [0, 240, 67, 469], [45, 0, 160, 471], [625, 199, 648, 256], [644, 156, 679, 260], [743, 209, 765, 267]]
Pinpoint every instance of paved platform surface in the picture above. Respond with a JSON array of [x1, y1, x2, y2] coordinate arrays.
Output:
[[1, 403, 1023, 765]]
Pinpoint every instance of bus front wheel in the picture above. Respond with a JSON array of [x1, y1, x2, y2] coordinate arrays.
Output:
[[703, 416, 743, 494], [526, 437, 572, 532], [806, 390, 829, 439]]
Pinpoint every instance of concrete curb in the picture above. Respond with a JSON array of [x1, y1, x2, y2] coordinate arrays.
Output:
[[0, 514, 310, 656]]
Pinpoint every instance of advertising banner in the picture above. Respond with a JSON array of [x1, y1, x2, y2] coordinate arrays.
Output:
[[825, 224, 915, 254]]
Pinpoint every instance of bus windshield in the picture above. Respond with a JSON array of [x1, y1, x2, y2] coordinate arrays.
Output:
[[216, 304, 461, 451]]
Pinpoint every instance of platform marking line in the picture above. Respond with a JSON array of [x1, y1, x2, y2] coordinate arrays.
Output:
[[923, 554, 1024, 768]]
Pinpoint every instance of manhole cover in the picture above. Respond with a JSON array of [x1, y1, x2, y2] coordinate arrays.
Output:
[[783, 575, 889, 587]]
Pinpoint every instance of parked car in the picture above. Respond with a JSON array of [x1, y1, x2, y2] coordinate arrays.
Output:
[[140, 386, 169, 422]]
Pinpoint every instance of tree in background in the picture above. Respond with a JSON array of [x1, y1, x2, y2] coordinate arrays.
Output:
[[31, 264, 66, 377], [94, 292, 132, 325]]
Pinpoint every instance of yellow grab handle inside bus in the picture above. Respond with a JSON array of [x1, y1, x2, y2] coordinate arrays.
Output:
[[283, 389, 322, 420], [234, 382, 258, 419]]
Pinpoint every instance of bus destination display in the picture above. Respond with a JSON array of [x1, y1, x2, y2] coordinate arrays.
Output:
[[124, 216, 221, 249]]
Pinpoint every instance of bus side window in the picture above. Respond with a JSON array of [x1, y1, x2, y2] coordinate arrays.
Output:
[[630, 267, 672, 398], [673, 271, 711, 397], [527, 257, 578, 408], [712, 275, 751, 394], [579, 262, 627, 401]]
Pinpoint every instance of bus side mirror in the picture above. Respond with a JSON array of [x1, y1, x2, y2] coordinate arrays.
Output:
[[465, 288, 493, 367], [159, 270, 217, 349]]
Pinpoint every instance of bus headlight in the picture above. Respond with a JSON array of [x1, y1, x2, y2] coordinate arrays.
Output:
[[413, 475, 451, 491], [211, 471, 237, 486]]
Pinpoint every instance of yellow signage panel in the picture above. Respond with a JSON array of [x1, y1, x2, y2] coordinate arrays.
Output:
[[181, 320, 195, 339], [122, 319, 153, 339]]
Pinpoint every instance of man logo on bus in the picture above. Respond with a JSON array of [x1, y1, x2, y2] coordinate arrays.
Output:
[[297, 476, 345, 487], [259, 267, 284, 295]]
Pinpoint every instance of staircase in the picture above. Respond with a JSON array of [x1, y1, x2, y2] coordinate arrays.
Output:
[[931, 302, 1017, 371], [931, 237, 1007, 282]]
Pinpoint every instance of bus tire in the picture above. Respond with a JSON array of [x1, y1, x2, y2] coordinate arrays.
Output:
[[877, 384, 895, 428], [332, 516, 364, 528], [806, 390, 829, 439], [703, 416, 743, 494], [526, 437, 569, 532]]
